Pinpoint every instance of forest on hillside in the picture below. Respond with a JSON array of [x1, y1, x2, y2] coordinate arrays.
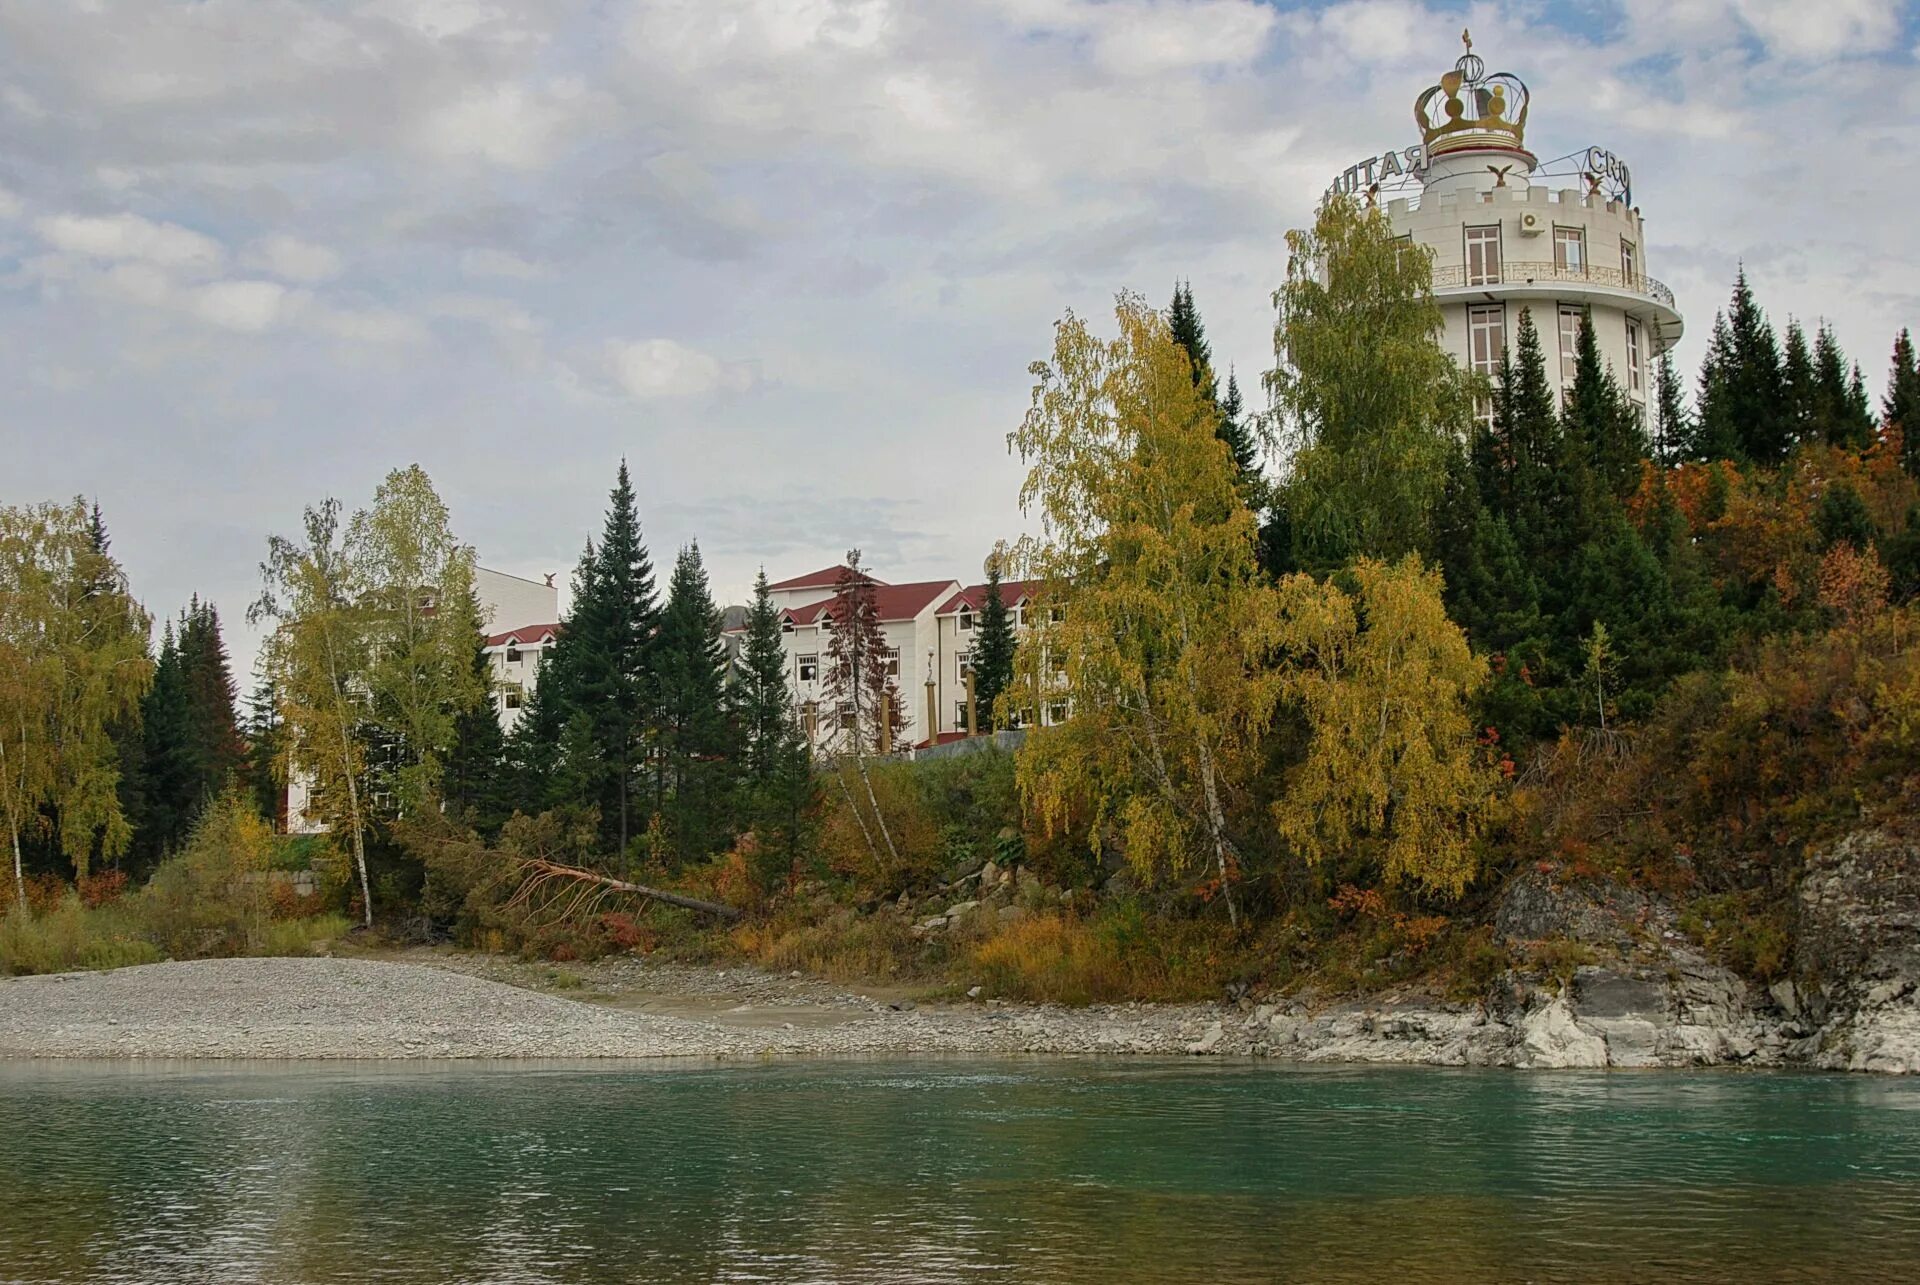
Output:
[[4, 195, 1918, 999]]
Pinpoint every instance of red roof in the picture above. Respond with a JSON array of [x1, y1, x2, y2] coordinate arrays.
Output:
[[783, 579, 959, 625], [766, 565, 886, 592], [936, 580, 1040, 616], [484, 623, 562, 648]]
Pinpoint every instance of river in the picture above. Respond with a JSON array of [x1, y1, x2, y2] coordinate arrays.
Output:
[[0, 1059, 1916, 1282]]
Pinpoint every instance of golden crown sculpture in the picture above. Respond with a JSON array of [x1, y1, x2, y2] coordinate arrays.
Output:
[[1414, 29, 1530, 159]]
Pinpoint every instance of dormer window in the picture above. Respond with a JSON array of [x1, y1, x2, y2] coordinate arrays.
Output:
[[959, 609, 975, 631], [506, 646, 522, 664]]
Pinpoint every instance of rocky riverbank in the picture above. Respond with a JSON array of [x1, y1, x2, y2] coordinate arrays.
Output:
[[0, 942, 1910, 1071], [2, 822, 1914, 1070]]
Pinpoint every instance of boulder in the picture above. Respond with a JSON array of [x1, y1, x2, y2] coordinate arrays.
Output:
[[1515, 995, 1609, 1068]]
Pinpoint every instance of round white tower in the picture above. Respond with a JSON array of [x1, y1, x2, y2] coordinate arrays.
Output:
[[1369, 33, 1683, 418]]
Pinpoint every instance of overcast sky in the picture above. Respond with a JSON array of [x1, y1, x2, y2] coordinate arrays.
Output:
[[4, 0, 1917, 675]]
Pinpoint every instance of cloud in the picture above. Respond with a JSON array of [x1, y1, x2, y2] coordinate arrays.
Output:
[[1730, 0, 1902, 59], [604, 338, 755, 400], [184, 278, 293, 331], [241, 233, 342, 282], [3, 0, 1918, 682], [35, 211, 223, 269]]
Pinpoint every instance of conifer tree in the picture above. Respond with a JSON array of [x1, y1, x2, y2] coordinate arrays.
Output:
[[655, 541, 733, 864], [1562, 306, 1647, 503], [1782, 319, 1816, 446], [1168, 283, 1261, 496], [177, 597, 243, 799], [1696, 270, 1789, 464], [1812, 323, 1874, 450], [1652, 347, 1690, 466], [529, 464, 660, 856], [240, 672, 282, 826], [733, 570, 812, 880], [1691, 312, 1739, 462], [441, 642, 511, 838], [822, 550, 903, 869], [970, 558, 1017, 732], [1884, 328, 1919, 475], [737, 570, 796, 785], [132, 623, 197, 865]]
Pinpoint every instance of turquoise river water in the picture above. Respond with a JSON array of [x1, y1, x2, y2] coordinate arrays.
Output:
[[0, 1059, 1917, 1283]]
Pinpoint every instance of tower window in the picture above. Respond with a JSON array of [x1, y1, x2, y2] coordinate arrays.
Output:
[[1626, 321, 1645, 398], [1464, 225, 1502, 286], [1620, 238, 1638, 284], [1558, 305, 1585, 386], [1554, 227, 1587, 275], [1468, 304, 1506, 426]]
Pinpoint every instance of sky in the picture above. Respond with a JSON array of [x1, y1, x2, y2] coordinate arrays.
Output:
[[4, 0, 1918, 676]]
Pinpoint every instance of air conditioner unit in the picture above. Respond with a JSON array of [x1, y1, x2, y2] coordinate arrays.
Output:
[[1518, 211, 1545, 236]]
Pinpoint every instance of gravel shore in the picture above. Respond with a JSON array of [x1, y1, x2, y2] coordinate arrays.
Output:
[[5, 947, 1910, 1071], [0, 953, 1236, 1060]]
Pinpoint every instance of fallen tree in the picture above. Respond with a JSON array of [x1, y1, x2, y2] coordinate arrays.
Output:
[[506, 858, 742, 922]]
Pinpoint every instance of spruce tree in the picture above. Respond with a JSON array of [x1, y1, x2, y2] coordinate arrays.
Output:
[[1562, 306, 1647, 503], [442, 642, 511, 838], [177, 597, 242, 799], [532, 465, 660, 857], [240, 672, 282, 826], [1696, 270, 1789, 463], [970, 561, 1017, 732], [132, 623, 197, 866], [1812, 324, 1873, 450], [1782, 319, 1816, 447], [656, 542, 733, 864], [1169, 282, 1261, 498], [1651, 347, 1690, 466], [737, 570, 796, 785], [1883, 328, 1920, 475], [733, 570, 812, 882], [1691, 312, 1739, 462]]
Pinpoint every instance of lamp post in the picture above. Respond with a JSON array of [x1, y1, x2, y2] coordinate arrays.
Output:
[[925, 647, 937, 751]]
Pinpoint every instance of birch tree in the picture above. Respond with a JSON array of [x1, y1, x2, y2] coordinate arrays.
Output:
[[1008, 295, 1288, 926], [346, 465, 485, 815], [251, 500, 376, 927], [0, 500, 151, 905]]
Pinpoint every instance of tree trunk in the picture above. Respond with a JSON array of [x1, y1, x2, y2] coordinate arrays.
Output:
[[852, 747, 900, 869], [519, 858, 741, 919], [1194, 739, 1240, 930], [1, 733, 24, 912], [834, 762, 881, 866]]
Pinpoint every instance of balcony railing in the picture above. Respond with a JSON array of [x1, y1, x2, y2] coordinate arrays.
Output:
[[1432, 261, 1675, 309]]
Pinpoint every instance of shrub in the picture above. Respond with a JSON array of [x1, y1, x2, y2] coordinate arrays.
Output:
[[969, 907, 1233, 1005], [0, 898, 163, 975]]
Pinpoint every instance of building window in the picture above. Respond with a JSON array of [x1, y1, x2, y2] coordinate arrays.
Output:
[[797, 654, 818, 683], [780, 619, 794, 633], [501, 683, 524, 710], [1558, 305, 1584, 386], [1046, 701, 1069, 726], [837, 705, 856, 731], [1468, 303, 1506, 426], [1554, 227, 1587, 275], [958, 610, 974, 631], [1467, 304, 1506, 378], [957, 649, 973, 681], [882, 647, 900, 677], [1464, 225, 1501, 286], [1047, 605, 1065, 624], [1626, 320, 1645, 399], [955, 701, 971, 728], [505, 646, 522, 664], [1620, 238, 1637, 284]]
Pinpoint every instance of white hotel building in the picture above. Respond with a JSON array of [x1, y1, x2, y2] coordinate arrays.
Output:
[[1331, 33, 1684, 419], [751, 564, 1061, 752]]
